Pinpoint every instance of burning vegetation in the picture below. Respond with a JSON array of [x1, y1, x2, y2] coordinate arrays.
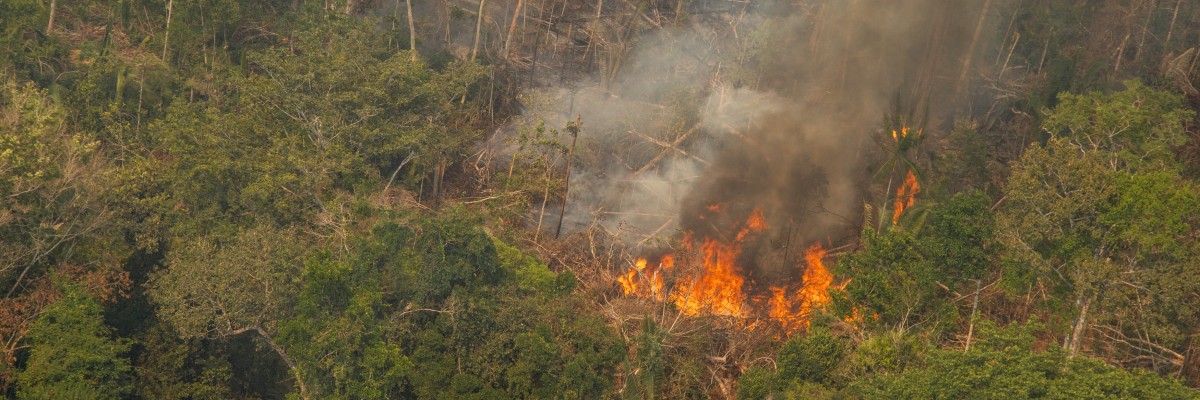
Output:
[[617, 206, 840, 334]]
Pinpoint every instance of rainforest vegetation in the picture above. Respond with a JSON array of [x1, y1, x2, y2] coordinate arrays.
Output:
[[3, 0, 1200, 398]]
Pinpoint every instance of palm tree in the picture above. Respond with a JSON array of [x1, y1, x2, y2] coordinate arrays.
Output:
[[870, 113, 927, 232]]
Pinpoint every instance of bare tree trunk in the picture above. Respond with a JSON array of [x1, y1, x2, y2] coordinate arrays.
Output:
[[163, 0, 174, 62], [956, 0, 993, 98], [1133, 0, 1157, 65], [1037, 36, 1050, 74], [1065, 295, 1091, 358], [503, 0, 526, 57], [432, 159, 445, 208], [995, 5, 1020, 65], [998, 32, 1019, 81], [1166, 0, 1182, 45], [444, 0, 452, 47], [555, 117, 581, 238], [534, 185, 549, 241], [1114, 32, 1131, 73], [471, 0, 487, 61], [964, 279, 982, 352], [46, 0, 57, 35], [405, 0, 418, 61]]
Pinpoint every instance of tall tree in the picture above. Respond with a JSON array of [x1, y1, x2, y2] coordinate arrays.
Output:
[[146, 225, 310, 398]]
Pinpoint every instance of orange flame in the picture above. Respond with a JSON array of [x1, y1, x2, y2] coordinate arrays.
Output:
[[616, 207, 845, 334], [766, 243, 832, 333], [892, 170, 920, 224], [671, 208, 767, 317], [620, 255, 673, 300], [890, 126, 921, 142], [798, 243, 833, 320]]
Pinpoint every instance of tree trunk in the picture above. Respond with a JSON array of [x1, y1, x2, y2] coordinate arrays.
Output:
[[163, 0, 174, 62], [431, 159, 445, 208], [1065, 295, 1091, 358], [471, 0, 487, 61], [964, 279, 982, 352], [956, 0, 993, 98], [503, 0, 526, 57], [1114, 31, 1131, 73], [555, 117, 581, 238], [405, 0, 418, 61], [998, 32, 1020, 81], [1133, 0, 1157, 66], [1166, 0, 1182, 45], [46, 0, 57, 35], [534, 185, 549, 241]]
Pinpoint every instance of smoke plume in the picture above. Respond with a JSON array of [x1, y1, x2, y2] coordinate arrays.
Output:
[[503, 0, 987, 283]]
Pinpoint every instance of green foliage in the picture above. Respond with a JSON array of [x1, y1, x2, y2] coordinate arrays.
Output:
[[146, 224, 308, 339], [834, 228, 949, 330], [132, 323, 233, 400], [131, 15, 487, 238], [776, 326, 845, 385], [851, 321, 1196, 399], [938, 119, 992, 192], [1043, 81, 1192, 171], [494, 235, 561, 294], [279, 252, 411, 399], [0, 1, 65, 83], [16, 284, 133, 400], [290, 212, 624, 399], [1, 79, 124, 293], [410, 209, 505, 303], [999, 83, 1200, 362], [736, 366, 775, 400], [921, 190, 995, 282], [626, 318, 667, 399], [840, 331, 930, 380], [238, 15, 487, 182]]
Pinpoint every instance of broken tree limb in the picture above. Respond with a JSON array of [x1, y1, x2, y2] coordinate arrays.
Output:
[[631, 124, 701, 177]]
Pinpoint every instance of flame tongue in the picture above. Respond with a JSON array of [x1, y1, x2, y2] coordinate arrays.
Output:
[[766, 243, 832, 332], [893, 170, 920, 224], [797, 243, 832, 324]]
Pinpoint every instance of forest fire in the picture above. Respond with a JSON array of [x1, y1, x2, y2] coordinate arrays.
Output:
[[618, 207, 838, 333], [893, 170, 921, 223], [890, 125, 922, 224]]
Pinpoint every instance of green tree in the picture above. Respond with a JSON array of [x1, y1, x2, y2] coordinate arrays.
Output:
[[279, 252, 410, 399], [1042, 81, 1191, 171], [998, 81, 1200, 369], [776, 326, 846, 385], [146, 224, 310, 397], [834, 228, 950, 331], [1, 79, 123, 300], [16, 284, 132, 399]]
